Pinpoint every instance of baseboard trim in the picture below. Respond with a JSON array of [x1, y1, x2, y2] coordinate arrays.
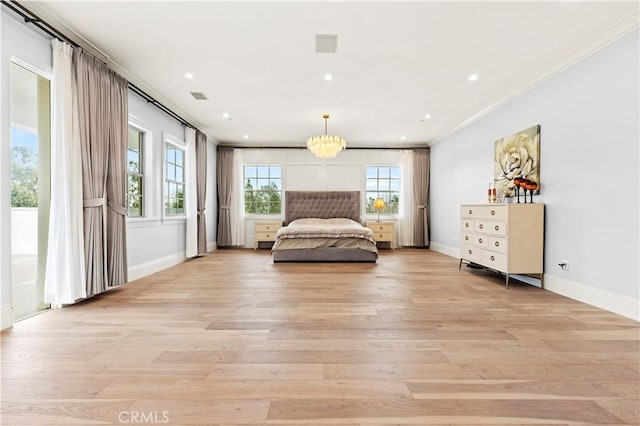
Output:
[[429, 242, 459, 259], [1, 304, 14, 331], [430, 243, 638, 321], [207, 241, 217, 252], [128, 251, 186, 282], [544, 275, 639, 322]]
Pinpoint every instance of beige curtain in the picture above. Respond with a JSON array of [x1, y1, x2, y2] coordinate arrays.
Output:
[[412, 148, 430, 247], [74, 48, 128, 296], [196, 130, 208, 254], [216, 147, 233, 247], [105, 72, 129, 287]]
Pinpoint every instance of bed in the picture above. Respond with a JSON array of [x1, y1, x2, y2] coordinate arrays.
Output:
[[272, 191, 378, 263]]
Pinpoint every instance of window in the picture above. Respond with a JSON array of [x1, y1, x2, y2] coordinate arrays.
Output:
[[164, 141, 185, 216], [365, 166, 400, 215], [244, 165, 282, 214], [127, 126, 144, 217]]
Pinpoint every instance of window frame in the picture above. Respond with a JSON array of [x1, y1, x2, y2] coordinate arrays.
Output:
[[162, 132, 187, 220], [243, 164, 283, 217], [126, 125, 144, 218], [365, 165, 401, 219], [126, 116, 154, 223]]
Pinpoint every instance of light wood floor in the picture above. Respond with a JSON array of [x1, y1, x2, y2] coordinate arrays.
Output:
[[2, 248, 639, 425]]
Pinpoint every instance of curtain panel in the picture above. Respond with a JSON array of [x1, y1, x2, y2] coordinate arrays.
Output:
[[195, 130, 208, 254], [185, 127, 198, 257], [216, 148, 234, 246], [74, 48, 128, 297], [399, 150, 415, 247], [44, 40, 87, 307], [105, 72, 129, 288], [230, 149, 245, 246], [412, 148, 430, 247]]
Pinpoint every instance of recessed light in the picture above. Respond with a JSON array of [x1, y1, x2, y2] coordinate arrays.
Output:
[[468, 74, 478, 82], [222, 112, 230, 119], [243, 134, 249, 139], [400, 136, 406, 140], [324, 73, 334, 81], [184, 72, 194, 79], [423, 113, 431, 120]]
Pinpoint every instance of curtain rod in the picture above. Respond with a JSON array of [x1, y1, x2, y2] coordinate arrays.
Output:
[[2, 0, 199, 131], [217, 146, 429, 150]]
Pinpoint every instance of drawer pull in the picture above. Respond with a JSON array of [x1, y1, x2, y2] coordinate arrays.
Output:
[[266, 234, 271, 238], [494, 225, 499, 231], [490, 255, 495, 261], [465, 223, 469, 228], [479, 224, 483, 230], [478, 238, 483, 243], [468, 249, 472, 255], [468, 209, 472, 215], [464, 235, 469, 241], [265, 226, 271, 230], [490, 209, 495, 216], [494, 241, 500, 247]]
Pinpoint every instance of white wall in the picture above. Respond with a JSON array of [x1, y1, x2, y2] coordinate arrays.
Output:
[[241, 148, 403, 247], [430, 30, 639, 319]]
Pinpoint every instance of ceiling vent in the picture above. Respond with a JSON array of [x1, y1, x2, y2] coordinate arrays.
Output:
[[315, 34, 338, 53], [190, 92, 208, 100]]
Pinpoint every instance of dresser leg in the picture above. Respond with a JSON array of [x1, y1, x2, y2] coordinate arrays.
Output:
[[505, 274, 510, 289], [458, 258, 463, 270], [540, 273, 544, 289]]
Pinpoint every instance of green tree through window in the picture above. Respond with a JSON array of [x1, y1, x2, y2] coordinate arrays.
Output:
[[244, 165, 282, 214], [365, 165, 400, 215], [11, 145, 38, 208]]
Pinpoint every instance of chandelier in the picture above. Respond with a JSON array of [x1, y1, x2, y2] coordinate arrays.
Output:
[[307, 114, 346, 159]]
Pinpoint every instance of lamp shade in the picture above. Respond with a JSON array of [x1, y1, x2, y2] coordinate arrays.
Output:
[[373, 198, 386, 211]]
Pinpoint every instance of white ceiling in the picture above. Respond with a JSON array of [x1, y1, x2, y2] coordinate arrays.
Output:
[[26, 1, 639, 148]]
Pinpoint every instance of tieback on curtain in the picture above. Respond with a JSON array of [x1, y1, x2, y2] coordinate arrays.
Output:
[[220, 205, 230, 210], [197, 207, 206, 216], [416, 205, 425, 209], [84, 197, 105, 207], [108, 200, 128, 216]]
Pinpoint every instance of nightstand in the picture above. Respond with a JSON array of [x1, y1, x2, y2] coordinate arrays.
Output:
[[365, 221, 395, 249], [254, 221, 282, 249]]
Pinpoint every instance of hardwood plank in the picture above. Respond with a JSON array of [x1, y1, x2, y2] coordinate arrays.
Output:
[[95, 379, 412, 400], [266, 399, 624, 423], [206, 363, 324, 380]]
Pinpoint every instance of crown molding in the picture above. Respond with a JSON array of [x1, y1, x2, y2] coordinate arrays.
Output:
[[430, 10, 639, 146]]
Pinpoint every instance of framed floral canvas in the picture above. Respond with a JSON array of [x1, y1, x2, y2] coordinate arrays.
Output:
[[494, 125, 540, 196]]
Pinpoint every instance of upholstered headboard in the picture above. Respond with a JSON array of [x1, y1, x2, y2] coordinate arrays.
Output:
[[284, 191, 361, 225]]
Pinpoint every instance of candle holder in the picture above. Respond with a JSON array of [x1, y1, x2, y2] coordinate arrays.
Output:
[[513, 178, 522, 203], [526, 181, 538, 203]]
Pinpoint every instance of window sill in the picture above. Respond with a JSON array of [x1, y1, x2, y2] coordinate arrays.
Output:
[[126, 217, 161, 228], [162, 216, 187, 225], [244, 214, 283, 220]]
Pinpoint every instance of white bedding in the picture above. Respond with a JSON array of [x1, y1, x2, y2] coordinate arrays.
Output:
[[274, 218, 376, 243]]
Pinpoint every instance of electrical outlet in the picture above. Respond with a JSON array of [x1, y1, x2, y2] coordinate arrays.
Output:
[[558, 260, 569, 271]]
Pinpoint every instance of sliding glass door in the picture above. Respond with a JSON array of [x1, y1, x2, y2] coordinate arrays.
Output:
[[10, 62, 51, 320]]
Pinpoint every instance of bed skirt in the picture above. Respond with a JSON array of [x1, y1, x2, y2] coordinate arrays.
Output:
[[272, 248, 377, 263]]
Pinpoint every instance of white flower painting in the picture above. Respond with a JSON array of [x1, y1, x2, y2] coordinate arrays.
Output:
[[494, 125, 540, 197]]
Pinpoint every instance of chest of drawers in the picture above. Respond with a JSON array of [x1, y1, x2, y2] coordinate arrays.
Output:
[[460, 204, 544, 287]]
